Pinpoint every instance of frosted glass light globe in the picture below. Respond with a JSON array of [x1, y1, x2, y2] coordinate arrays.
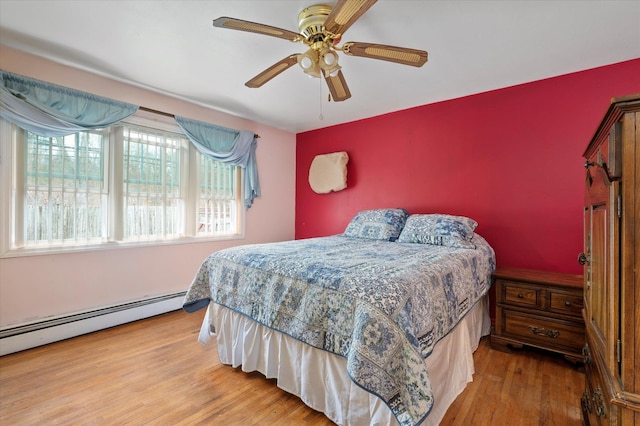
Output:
[[300, 56, 313, 70]]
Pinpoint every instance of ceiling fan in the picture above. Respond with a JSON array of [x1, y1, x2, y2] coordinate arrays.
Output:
[[212, 0, 428, 102]]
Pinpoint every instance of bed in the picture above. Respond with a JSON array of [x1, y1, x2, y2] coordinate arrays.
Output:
[[183, 209, 496, 426]]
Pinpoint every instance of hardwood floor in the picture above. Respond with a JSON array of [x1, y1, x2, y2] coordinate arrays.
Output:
[[0, 310, 584, 425]]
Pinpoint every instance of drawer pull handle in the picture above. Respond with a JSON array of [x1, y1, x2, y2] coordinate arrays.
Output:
[[517, 293, 524, 299], [528, 325, 559, 338], [581, 390, 592, 413], [593, 387, 607, 418], [582, 345, 592, 364], [564, 300, 572, 307]]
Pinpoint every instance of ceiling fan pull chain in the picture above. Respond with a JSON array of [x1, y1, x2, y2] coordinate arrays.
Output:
[[319, 76, 324, 120]]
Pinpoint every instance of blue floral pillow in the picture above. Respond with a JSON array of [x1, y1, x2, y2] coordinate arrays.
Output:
[[398, 214, 478, 249], [343, 208, 409, 241]]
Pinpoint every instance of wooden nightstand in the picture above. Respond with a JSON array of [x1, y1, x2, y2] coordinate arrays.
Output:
[[490, 267, 584, 363]]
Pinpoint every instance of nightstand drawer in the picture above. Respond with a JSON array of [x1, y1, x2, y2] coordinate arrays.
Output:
[[549, 290, 583, 317], [502, 281, 540, 308], [491, 267, 584, 362], [501, 310, 584, 353]]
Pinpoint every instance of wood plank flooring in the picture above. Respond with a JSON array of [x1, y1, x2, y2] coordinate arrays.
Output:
[[0, 309, 584, 425]]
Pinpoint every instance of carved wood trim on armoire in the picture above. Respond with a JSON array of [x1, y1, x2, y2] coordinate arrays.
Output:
[[581, 94, 639, 425]]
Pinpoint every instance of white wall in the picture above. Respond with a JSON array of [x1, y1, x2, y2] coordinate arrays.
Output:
[[0, 46, 296, 328]]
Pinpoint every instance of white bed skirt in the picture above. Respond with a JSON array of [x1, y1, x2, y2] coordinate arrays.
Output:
[[198, 296, 491, 426]]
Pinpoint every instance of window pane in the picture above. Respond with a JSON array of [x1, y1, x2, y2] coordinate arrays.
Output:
[[197, 156, 239, 235], [24, 131, 107, 245], [122, 125, 185, 240]]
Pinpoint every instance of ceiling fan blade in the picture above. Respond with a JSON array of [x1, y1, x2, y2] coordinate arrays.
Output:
[[324, 70, 352, 102], [342, 42, 428, 67], [213, 17, 301, 42], [323, 0, 378, 37], [245, 55, 300, 88]]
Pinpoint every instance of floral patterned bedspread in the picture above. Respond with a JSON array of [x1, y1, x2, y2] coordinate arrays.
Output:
[[183, 235, 495, 426]]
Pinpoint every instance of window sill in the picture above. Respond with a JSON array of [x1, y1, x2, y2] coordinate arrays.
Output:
[[0, 233, 245, 259]]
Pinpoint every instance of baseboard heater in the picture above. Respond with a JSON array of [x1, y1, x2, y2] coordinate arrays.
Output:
[[0, 291, 186, 356]]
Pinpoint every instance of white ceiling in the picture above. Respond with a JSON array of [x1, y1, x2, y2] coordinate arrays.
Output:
[[1, 1, 639, 134]]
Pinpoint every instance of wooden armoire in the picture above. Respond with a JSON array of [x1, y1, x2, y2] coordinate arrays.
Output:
[[581, 94, 639, 425]]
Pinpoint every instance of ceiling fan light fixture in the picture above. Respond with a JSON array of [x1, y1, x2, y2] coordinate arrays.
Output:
[[300, 56, 313, 70], [321, 50, 337, 66], [298, 49, 321, 78], [318, 44, 341, 78]]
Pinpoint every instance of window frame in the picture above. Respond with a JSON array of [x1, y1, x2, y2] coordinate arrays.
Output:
[[0, 112, 246, 258]]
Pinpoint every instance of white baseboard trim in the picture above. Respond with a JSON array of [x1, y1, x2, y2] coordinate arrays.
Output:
[[0, 292, 186, 356]]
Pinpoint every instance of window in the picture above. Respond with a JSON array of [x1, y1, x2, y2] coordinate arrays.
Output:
[[121, 125, 185, 240], [198, 158, 239, 236], [1, 113, 244, 255], [23, 129, 108, 246]]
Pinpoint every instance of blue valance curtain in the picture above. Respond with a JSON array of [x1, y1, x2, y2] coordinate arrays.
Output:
[[0, 70, 260, 208], [175, 115, 260, 209], [0, 71, 260, 208], [0, 71, 138, 137]]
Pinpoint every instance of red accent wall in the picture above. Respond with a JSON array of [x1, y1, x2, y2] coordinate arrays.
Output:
[[296, 59, 640, 276]]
